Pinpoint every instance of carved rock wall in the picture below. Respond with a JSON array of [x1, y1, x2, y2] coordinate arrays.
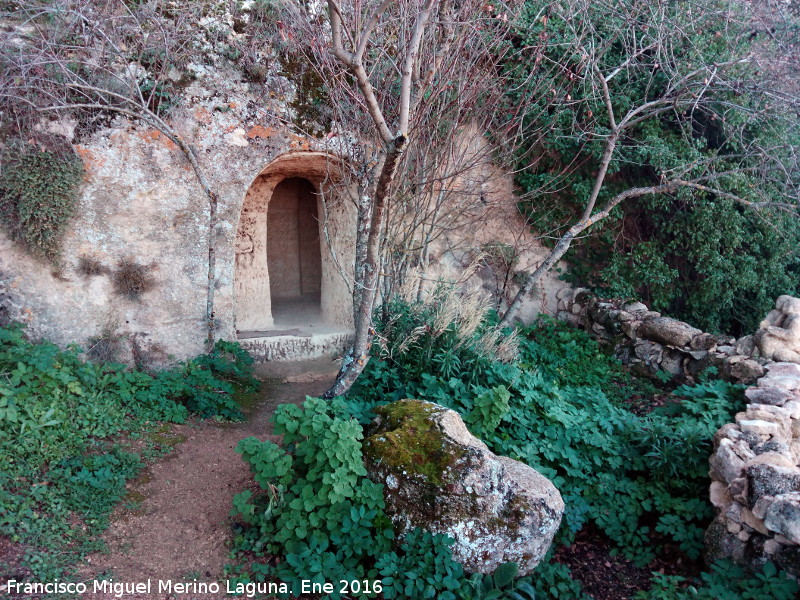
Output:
[[0, 63, 565, 364]]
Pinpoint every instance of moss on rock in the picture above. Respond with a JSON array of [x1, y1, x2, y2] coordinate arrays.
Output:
[[363, 400, 469, 487], [362, 399, 564, 575]]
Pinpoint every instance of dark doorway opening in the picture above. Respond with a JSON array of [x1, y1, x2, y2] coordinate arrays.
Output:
[[267, 177, 322, 327]]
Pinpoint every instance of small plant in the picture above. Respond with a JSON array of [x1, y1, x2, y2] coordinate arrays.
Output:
[[454, 562, 540, 600], [376, 529, 464, 600], [0, 139, 84, 262], [76, 255, 110, 277], [112, 257, 157, 300], [636, 560, 798, 600], [86, 326, 126, 363]]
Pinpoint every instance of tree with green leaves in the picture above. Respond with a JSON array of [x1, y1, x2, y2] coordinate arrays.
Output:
[[497, 0, 800, 330]]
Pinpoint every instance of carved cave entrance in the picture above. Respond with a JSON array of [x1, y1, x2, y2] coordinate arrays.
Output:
[[235, 152, 356, 337], [267, 177, 322, 326]]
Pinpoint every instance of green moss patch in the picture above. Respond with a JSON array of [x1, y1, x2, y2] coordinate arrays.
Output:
[[363, 400, 469, 487]]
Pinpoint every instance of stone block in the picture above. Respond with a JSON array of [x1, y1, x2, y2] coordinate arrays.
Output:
[[745, 386, 795, 406], [637, 317, 702, 348], [763, 492, 800, 544], [747, 464, 800, 508]]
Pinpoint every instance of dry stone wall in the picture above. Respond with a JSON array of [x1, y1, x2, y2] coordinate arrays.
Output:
[[706, 360, 800, 577], [705, 297, 800, 576], [558, 290, 800, 575], [555, 288, 766, 384]]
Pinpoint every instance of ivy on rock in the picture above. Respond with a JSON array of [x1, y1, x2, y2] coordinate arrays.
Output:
[[0, 140, 84, 263]]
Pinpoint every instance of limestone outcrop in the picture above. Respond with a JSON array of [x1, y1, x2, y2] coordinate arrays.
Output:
[[755, 296, 800, 364], [362, 400, 564, 575]]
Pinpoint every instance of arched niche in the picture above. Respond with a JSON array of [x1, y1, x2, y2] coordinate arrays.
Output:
[[234, 152, 355, 334]]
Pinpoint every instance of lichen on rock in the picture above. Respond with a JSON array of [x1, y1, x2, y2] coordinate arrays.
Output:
[[363, 399, 564, 575]]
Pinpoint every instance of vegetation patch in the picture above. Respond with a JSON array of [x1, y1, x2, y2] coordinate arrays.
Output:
[[0, 140, 83, 263], [76, 255, 110, 277], [230, 395, 538, 600], [230, 294, 798, 598], [85, 326, 126, 363], [0, 324, 256, 584], [112, 257, 157, 301], [337, 296, 798, 599], [506, 0, 800, 335]]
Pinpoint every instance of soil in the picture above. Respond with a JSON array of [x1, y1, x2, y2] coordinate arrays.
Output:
[[78, 363, 336, 600], [554, 525, 702, 600]]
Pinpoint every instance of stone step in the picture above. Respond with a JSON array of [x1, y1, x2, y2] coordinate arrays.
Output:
[[238, 330, 353, 364]]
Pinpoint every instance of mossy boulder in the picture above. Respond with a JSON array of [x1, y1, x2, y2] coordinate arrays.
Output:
[[363, 399, 564, 575]]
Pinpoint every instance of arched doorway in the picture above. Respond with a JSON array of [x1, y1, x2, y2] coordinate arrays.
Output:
[[234, 151, 356, 337], [267, 177, 322, 326]]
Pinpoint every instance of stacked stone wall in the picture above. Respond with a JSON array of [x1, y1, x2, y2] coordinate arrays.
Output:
[[557, 290, 800, 575], [556, 288, 766, 384]]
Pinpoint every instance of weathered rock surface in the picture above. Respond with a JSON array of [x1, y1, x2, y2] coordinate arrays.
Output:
[[636, 317, 702, 348], [755, 296, 800, 364], [747, 464, 800, 508], [362, 400, 564, 575], [762, 494, 800, 545]]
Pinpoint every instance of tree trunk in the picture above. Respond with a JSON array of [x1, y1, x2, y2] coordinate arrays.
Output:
[[324, 135, 407, 398]]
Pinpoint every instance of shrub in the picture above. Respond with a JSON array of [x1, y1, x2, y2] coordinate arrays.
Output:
[[112, 257, 157, 300], [76, 255, 110, 277], [230, 296, 794, 597], [338, 296, 763, 596], [506, 0, 800, 335], [350, 302, 744, 564], [0, 140, 83, 262]]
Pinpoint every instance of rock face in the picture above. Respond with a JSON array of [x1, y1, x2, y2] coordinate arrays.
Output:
[[362, 400, 564, 575], [755, 296, 800, 364]]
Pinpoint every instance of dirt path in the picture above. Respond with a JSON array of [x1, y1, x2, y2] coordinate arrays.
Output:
[[81, 365, 335, 599]]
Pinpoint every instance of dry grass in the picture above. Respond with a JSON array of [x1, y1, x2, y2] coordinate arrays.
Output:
[[112, 258, 157, 301], [76, 255, 110, 277], [385, 278, 519, 364]]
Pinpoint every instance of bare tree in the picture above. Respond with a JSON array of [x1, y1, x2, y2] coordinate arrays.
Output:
[[274, 0, 524, 397], [497, 0, 800, 325]]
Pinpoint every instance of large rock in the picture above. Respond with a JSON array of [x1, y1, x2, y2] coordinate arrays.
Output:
[[637, 317, 702, 348], [363, 400, 564, 575], [754, 296, 800, 363]]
